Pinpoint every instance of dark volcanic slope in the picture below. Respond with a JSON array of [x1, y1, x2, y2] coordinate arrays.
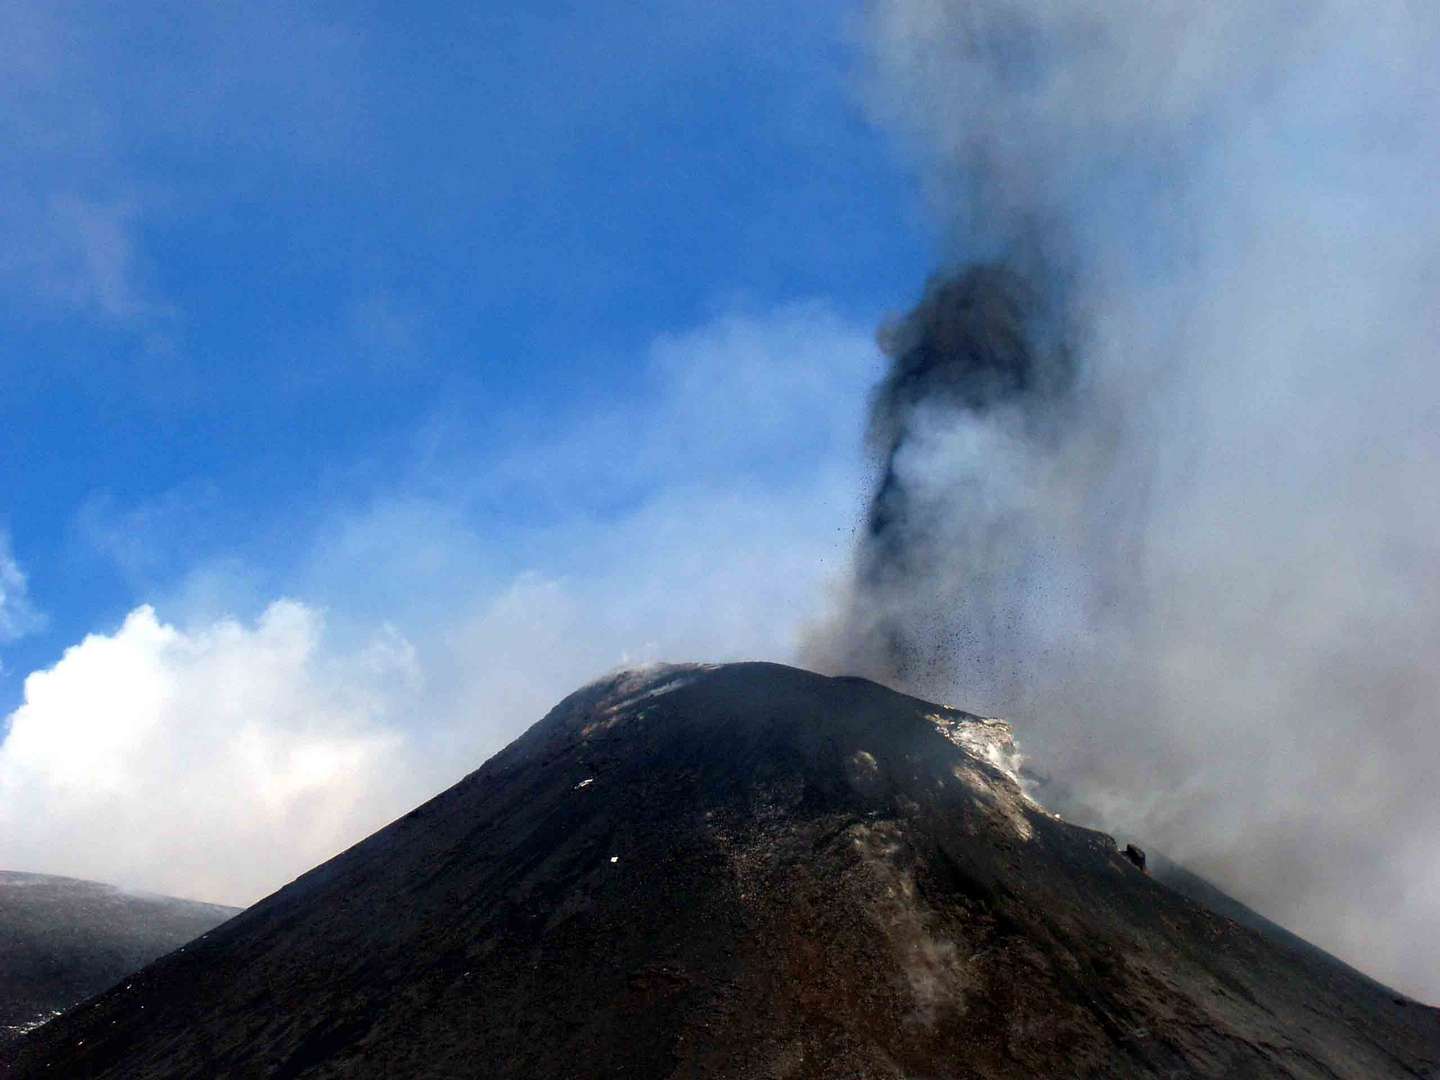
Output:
[[10, 663, 1439, 1078], [0, 872, 237, 1042]]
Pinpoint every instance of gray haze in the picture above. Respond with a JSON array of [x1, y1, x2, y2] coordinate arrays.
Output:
[[806, 0, 1440, 1000]]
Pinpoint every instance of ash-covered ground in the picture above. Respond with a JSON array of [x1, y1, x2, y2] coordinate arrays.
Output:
[[8, 663, 1438, 1078]]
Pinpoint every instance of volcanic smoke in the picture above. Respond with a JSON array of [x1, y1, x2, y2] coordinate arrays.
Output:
[[806, 0, 1440, 1001]]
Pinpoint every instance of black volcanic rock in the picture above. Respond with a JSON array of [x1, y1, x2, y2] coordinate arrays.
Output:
[[0, 871, 237, 1043], [8, 663, 1439, 1078]]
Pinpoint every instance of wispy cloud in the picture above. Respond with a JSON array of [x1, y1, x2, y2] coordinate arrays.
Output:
[[0, 0, 366, 329], [0, 533, 44, 649]]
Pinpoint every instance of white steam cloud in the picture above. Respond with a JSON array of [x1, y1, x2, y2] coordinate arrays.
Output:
[[0, 603, 419, 906], [810, 0, 1440, 999]]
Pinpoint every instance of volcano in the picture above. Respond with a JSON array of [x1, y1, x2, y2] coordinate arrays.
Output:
[[0, 871, 237, 1044], [8, 663, 1438, 1078]]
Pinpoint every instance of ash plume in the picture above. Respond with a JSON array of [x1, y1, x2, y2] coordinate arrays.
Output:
[[813, 263, 1083, 702], [807, 0, 1440, 1001]]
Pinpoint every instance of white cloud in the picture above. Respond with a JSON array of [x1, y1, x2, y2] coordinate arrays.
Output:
[[0, 602, 419, 906]]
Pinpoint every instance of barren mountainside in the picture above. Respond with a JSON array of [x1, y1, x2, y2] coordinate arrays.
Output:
[[0, 872, 237, 1044], [8, 663, 1439, 1078]]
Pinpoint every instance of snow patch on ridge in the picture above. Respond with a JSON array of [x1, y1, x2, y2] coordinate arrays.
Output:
[[928, 712, 1037, 802], [565, 663, 717, 739], [4, 1009, 63, 1039], [927, 711, 1054, 841], [600, 663, 717, 718]]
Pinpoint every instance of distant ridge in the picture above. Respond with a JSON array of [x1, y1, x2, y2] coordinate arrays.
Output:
[[0, 870, 238, 1043]]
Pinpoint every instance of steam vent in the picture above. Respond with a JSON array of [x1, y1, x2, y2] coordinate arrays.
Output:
[[9, 663, 1439, 1078]]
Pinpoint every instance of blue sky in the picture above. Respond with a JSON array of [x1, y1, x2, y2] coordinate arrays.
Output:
[[1, 1, 934, 713], [0, 1, 940, 903]]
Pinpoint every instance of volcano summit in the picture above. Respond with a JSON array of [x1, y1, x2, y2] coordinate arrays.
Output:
[[9, 663, 1438, 1078]]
